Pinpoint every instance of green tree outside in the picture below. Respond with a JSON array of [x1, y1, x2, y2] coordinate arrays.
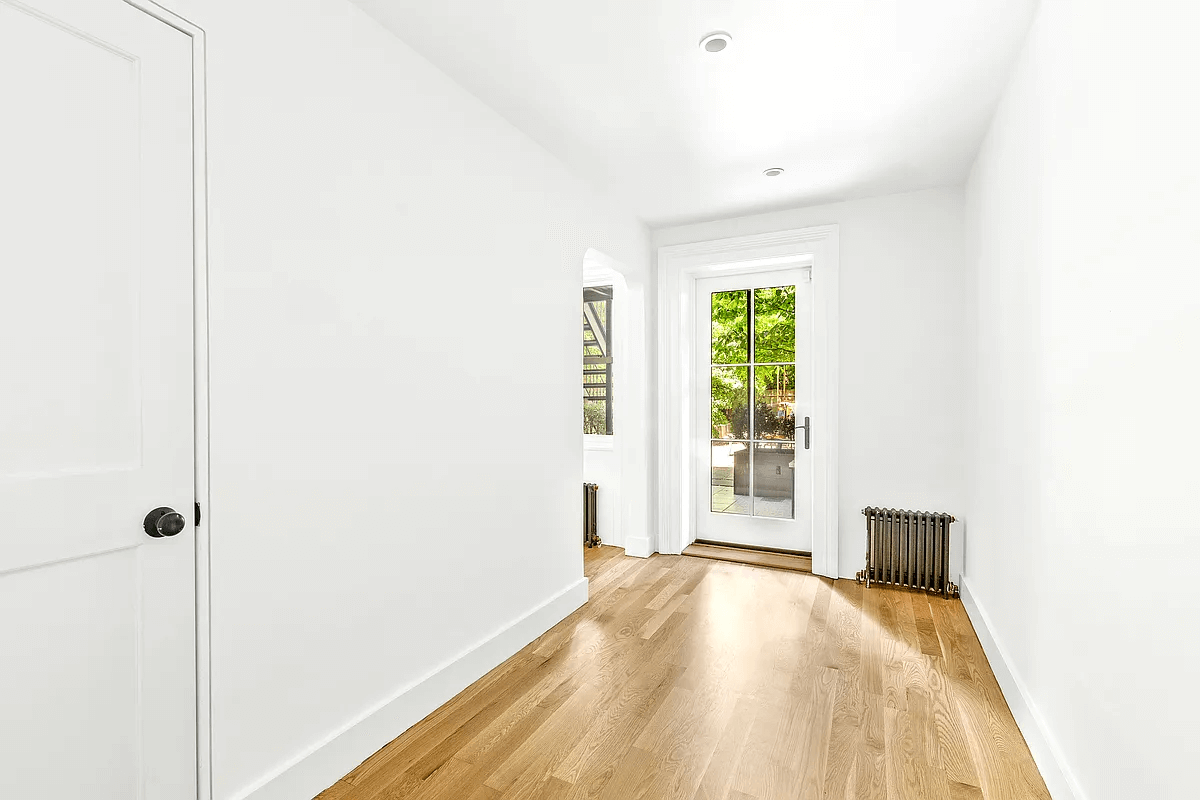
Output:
[[710, 286, 796, 440]]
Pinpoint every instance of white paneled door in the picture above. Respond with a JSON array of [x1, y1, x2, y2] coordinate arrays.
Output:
[[694, 268, 813, 553], [0, 1, 196, 797]]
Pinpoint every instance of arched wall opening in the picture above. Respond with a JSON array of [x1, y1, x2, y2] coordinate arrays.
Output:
[[582, 248, 651, 557]]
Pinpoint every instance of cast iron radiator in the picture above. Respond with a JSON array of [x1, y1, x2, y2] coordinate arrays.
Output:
[[856, 507, 958, 597], [583, 483, 600, 548]]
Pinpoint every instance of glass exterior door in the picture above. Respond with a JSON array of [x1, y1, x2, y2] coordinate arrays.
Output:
[[695, 269, 812, 552]]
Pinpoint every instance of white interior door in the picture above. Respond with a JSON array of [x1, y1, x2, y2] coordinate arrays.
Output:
[[0, 0, 196, 797], [693, 268, 813, 552]]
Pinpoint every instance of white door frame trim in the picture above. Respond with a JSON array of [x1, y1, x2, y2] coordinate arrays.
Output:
[[120, 2, 211, 797], [656, 226, 840, 578]]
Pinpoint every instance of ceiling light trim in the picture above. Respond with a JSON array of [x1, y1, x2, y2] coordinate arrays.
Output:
[[699, 31, 732, 53]]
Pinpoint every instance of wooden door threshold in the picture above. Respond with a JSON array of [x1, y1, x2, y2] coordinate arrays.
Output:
[[682, 542, 812, 574]]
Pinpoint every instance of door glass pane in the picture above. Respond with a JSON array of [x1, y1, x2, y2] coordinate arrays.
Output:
[[753, 285, 795, 363], [707, 281, 801, 522], [711, 290, 749, 364], [753, 364, 796, 441], [711, 440, 750, 515], [752, 441, 795, 519], [711, 366, 749, 439]]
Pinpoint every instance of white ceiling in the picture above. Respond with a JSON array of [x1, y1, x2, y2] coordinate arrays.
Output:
[[352, 0, 1038, 227]]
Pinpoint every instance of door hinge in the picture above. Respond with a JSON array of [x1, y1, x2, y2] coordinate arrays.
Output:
[[194, 501, 202, 527]]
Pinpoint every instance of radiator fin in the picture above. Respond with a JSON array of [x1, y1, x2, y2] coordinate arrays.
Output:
[[584, 483, 600, 548], [857, 507, 957, 597]]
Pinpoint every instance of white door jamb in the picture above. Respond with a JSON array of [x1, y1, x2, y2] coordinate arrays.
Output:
[[655, 227, 840, 578], [120, 1, 211, 797]]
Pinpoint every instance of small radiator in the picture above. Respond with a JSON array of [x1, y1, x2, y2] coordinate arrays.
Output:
[[855, 507, 960, 597], [583, 483, 600, 548]]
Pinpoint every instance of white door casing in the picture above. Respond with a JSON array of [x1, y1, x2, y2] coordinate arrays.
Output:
[[0, 0, 198, 797], [657, 226, 840, 577], [693, 268, 813, 552]]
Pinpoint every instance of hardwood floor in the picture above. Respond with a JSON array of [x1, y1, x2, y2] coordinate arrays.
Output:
[[317, 546, 1049, 800]]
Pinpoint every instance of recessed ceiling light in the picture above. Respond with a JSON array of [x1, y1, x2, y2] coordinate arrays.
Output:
[[763, 167, 785, 177], [699, 32, 732, 53]]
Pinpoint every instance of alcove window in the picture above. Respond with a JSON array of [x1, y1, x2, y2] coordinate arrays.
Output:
[[583, 285, 613, 435]]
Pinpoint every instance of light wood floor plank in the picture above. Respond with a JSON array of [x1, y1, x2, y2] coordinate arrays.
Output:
[[552, 658, 682, 789], [316, 546, 1051, 800], [691, 694, 756, 800], [486, 682, 602, 799], [948, 781, 986, 800]]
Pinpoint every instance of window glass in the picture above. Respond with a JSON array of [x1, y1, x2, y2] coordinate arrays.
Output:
[[709, 285, 797, 519], [711, 290, 749, 364], [583, 286, 613, 435]]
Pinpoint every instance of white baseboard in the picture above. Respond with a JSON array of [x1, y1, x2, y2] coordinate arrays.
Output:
[[232, 577, 590, 800], [624, 535, 652, 558], [959, 577, 1086, 800]]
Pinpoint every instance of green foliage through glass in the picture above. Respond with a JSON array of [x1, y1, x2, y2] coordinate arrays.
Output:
[[753, 286, 796, 363], [710, 290, 749, 364], [710, 366, 748, 439], [753, 365, 796, 441], [709, 285, 797, 441]]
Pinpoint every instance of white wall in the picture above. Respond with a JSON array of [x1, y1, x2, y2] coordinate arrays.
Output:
[[582, 446, 619, 545], [653, 187, 966, 577], [164, 1, 649, 798], [963, 1, 1200, 798]]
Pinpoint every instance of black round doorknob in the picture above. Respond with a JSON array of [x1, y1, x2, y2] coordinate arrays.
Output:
[[144, 506, 186, 538]]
